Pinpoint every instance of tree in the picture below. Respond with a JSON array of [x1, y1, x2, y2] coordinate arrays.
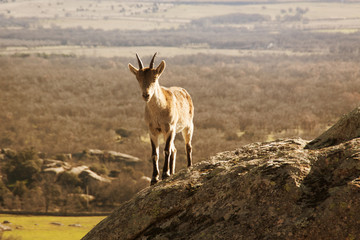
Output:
[[3, 148, 41, 185], [57, 172, 82, 189], [41, 174, 61, 213], [12, 181, 28, 197]]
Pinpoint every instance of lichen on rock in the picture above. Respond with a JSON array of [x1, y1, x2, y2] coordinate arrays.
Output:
[[82, 137, 360, 240]]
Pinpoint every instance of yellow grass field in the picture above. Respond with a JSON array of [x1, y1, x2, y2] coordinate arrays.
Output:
[[0, 214, 106, 240]]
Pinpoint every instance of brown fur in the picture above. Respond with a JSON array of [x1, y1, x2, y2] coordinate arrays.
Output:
[[129, 53, 194, 185]]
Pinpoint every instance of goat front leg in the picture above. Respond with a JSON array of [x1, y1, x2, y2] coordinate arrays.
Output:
[[163, 130, 175, 180], [169, 146, 177, 175], [150, 136, 160, 185]]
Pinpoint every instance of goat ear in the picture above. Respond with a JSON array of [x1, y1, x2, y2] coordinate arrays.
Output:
[[156, 60, 166, 76], [128, 63, 138, 75]]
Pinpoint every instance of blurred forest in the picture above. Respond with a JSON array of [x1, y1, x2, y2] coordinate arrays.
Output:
[[0, 0, 360, 213], [1, 52, 359, 162]]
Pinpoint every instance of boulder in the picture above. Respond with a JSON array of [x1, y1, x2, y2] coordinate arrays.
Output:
[[0, 223, 11, 231], [70, 165, 89, 175], [69, 224, 82, 227], [88, 149, 140, 164], [79, 169, 111, 183], [107, 151, 140, 163], [43, 162, 111, 183], [43, 166, 66, 175], [305, 106, 360, 149], [82, 138, 360, 240], [50, 222, 63, 226], [88, 149, 104, 156], [42, 159, 71, 174]]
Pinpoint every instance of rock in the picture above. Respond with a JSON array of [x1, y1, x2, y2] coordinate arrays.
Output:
[[0, 223, 11, 231], [82, 138, 360, 240], [43, 166, 66, 175], [69, 224, 82, 227], [42, 160, 110, 183], [79, 169, 111, 183], [305, 106, 360, 149], [43, 161, 111, 183], [88, 149, 141, 164], [2, 221, 10, 224], [107, 151, 140, 164], [70, 165, 89, 175], [50, 222, 63, 226], [42, 159, 71, 174], [88, 149, 104, 156]]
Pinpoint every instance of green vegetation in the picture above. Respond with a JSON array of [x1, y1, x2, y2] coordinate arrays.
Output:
[[0, 148, 148, 213], [0, 214, 105, 240]]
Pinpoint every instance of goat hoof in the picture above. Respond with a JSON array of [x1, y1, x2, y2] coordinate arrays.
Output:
[[162, 173, 170, 180], [150, 178, 159, 185]]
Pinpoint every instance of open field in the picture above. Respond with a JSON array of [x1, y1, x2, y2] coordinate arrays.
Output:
[[0, 214, 106, 240]]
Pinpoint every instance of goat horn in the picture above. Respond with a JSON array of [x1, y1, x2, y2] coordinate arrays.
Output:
[[136, 53, 144, 70], [149, 52, 157, 69]]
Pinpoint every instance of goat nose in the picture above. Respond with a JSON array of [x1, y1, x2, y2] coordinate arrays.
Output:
[[143, 93, 150, 99]]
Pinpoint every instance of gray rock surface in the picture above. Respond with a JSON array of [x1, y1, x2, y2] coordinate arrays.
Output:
[[82, 138, 360, 240]]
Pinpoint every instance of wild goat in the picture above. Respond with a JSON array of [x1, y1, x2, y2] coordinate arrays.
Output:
[[128, 53, 194, 185]]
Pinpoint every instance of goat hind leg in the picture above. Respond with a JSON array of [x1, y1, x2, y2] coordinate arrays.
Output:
[[163, 131, 175, 179], [150, 137, 160, 185], [182, 124, 193, 167]]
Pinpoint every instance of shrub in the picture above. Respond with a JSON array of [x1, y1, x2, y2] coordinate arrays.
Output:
[[89, 163, 109, 176], [3, 148, 41, 185], [57, 172, 82, 189]]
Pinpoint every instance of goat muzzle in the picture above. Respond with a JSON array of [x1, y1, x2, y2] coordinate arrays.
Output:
[[142, 93, 150, 101]]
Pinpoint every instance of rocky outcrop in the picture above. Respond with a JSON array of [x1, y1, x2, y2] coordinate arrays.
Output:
[[305, 106, 360, 149], [88, 149, 140, 165], [78, 168, 111, 183], [43, 160, 111, 183], [82, 137, 360, 240]]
